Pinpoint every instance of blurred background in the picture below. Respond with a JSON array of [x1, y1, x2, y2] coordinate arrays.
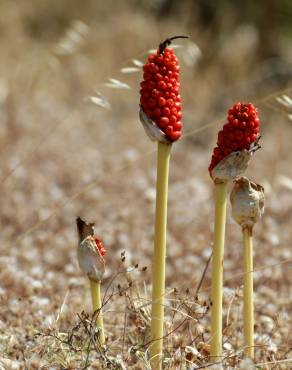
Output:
[[0, 0, 291, 368]]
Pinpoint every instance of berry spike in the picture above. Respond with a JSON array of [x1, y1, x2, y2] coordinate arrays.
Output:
[[209, 102, 261, 180], [139, 36, 188, 142]]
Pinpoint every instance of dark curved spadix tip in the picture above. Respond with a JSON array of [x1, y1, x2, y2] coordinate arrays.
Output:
[[76, 217, 95, 240], [76, 216, 85, 233], [158, 35, 190, 54]]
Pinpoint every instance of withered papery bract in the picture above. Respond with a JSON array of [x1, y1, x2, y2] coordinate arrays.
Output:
[[230, 177, 265, 230], [76, 217, 105, 282]]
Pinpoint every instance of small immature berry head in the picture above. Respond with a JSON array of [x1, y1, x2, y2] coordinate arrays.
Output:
[[140, 36, 188, 143], [76, 217, 106, 281], [209, 102, 261, 181], [230, 176, 265, 230]]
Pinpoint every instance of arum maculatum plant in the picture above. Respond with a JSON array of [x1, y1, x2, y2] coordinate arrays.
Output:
[[139, 35, 188, 369], [208, 102, 261, 361], [230, 177, 265, 359], [76, 217, 106, 345]]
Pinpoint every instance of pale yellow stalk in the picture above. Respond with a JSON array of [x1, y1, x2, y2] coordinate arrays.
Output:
[[90, 279, 105, 345], [150, 142, 171, 370], [242, 227, 254, 359], [210, 181, 228, 361]]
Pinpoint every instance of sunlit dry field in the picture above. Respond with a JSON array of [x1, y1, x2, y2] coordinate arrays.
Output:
[[0, 1, 291, 369]]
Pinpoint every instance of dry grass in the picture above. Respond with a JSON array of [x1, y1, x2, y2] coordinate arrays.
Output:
[[0, 1, 292, 369]]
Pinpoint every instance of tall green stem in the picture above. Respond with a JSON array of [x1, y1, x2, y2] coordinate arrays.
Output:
[[90, 279, 105, 345], [150, 142, 171, 370], [211, 181, 227, 362], [243, 227, 254, 359]]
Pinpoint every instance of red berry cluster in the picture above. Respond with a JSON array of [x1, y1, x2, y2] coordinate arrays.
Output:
[[209, 102, 260, 173], [94, 236, 106, 257], [140, 47, 183, 141]]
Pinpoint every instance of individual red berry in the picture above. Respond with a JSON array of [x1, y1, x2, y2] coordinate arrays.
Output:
[[149, 63, 159, 74], [147, 98, 157, 109], [160, 66, 167, 75], [157, 81, 167, 91], [254, 118, 260, 126], [143, 72, 152, 81], [165, 125, 173, 136], [173, 85, 179, 94], [156, 56, 164, 65], [158, 97, 166, 107], [159, 117, 169, 128], [155, 73, 163, 81], [173, 121, 182, 130], [164, 124, 181, 140], [245, 136, 251, 145], [171, 107, 178, 115], [169, 131, 182, 141], [235, 130, 243, 141], [153, 108, 162, 119], [147, 81, 156, 90], [152, 89, 160, 98], [166, 99, 174, 108], [174, 102, 181, 110], [140, 81, 147, 89], [163, 107, 171, 116], [169, 115, 177, 124], [148, 54, 156, 63], [228, 115, 234, 123]]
